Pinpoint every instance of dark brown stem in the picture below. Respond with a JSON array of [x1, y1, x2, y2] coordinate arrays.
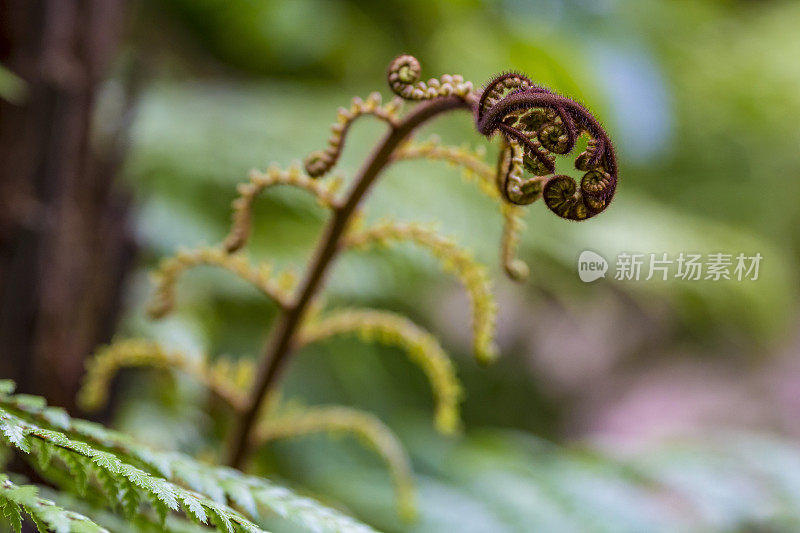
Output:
[[225, 95, 472, 468]]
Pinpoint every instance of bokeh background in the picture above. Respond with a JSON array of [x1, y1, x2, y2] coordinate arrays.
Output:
[[2, 0, 800, 531]]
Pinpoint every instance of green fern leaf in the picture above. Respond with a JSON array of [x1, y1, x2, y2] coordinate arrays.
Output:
[[1, 498, 23, 533], [31, 439, 53, 472], [0, 406, 263, 532], [220, 478, 257, 518], [152, 496, 170, 528], [29, 502, 71, 533], [0, 380, 15, 396], [1, 475, 108, 533], [0, 412, 29, 453], [208, 505, 234, 533], [41, 407, 71, 431], [95, 467, 121, 511], [119, 480, 142, 520], [173, 460, 227, 504], [12, 395, 46, 410], [90, 451, 122, 474], [56, 449, 90, 496], [24, 508, 49, 533], [1, 387, 378, 533], [181, 491, 208, 524], [145, 477, 180, 511]]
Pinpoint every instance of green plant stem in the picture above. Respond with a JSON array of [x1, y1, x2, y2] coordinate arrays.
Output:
[[225, 95, 472, 469]]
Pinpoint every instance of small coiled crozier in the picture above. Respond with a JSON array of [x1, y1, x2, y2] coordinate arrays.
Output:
[[474, 72, 617, 220], [304, 92, 403, 178], [385, 56, 618, 221], [387, 55, 473, 100]]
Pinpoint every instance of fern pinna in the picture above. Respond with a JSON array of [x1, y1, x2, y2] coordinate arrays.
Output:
[[1, 380, 377, 532], [2, 55, 616, 531]]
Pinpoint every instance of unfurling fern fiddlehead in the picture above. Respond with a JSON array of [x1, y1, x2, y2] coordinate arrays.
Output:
[[387, 55, 474, 100], [297, 308, 463, 434], [304, 93, 403, 178], [226, 56, 616, 474], [473, 72, 618, 219], [75, 54, 617, 525], [391, 137, 530, 280], [343, 221, 498, 365]]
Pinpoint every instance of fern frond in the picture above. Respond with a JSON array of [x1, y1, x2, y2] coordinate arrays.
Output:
[[78, 340, 250, 412], [343, 221, 499, 365], [0, 474, 110, 533], [499, 203, 529, 281], [497, 138, 549, 207], [180, 464, 379, 533], [147, 246, 295, 318], [206, 358, 256, 406], [224, 164, 341, 253], [304, 92, 403, 178], [392, 137, 530, 280], [33, 486, 233, 533], [0, 407, 264, 533], [255, 406, 416, 520], [387, 55, 473, 100], [0, 382, 378, 533], [392, 136, 498, 199], [298, 308, 462, 434]]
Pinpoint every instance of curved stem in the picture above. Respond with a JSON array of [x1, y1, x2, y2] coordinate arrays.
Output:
[[225, 95, 472, 468]]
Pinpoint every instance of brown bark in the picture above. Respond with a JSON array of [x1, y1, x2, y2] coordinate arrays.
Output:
[[0, 0, 134, 413]]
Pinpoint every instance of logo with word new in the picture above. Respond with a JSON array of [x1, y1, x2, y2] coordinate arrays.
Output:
[[578, 250, 608, 283]]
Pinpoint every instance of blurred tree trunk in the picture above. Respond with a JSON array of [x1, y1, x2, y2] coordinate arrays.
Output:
[[0, 0, 134, 413]]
